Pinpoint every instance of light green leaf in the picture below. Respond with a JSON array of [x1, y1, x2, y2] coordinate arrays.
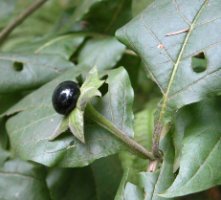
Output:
[[5, 67, 134, 167], [0, 53, 74, 93], [115, 169, 130, 200], [124, 182, 144, 200], [78, 67, 104, 110], [78, 37, 126, 70], [68, 67, 104, 143], [95, 67, 134, 138], [68, 109, 85, 143], [48, 117, 68, 141], [140, 133, 175, 200], [116, 0, 221, 122], [0, 159, 50, 200], [35, 34, 85, 59], [139, 171, 160, 200]]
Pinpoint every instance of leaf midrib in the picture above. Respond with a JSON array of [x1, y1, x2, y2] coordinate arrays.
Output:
[[159, 0, 208, 121]]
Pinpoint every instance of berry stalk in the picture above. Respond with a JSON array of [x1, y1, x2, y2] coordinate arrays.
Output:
[[86, 104, 155, 160]]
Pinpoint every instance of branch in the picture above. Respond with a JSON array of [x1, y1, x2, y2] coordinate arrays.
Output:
[[86, 104, 155, 160], [0, 0, 48, 45]]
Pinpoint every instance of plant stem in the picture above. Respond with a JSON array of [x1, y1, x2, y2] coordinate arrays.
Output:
[[152, 121, 163, 158], [0, 0, 48, 45], [86, 104, 155, 160]]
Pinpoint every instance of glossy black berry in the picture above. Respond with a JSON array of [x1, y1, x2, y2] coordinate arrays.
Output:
[[52, 81, 80, 115]]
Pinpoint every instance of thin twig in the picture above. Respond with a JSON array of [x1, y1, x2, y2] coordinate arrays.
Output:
[[0, 0, 48, 45]]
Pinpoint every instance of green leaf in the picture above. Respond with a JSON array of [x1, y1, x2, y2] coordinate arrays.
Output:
[[5, 67, 134, 167], [91, 155, 123, 200], [132, 0, 153, 16], [47, 167, 96, 200], [139, 171, 160, 200], [78, 67, 104, 110], [68, 109, 85, 142], [78, 37, 126, 70], [115, 169, 130, 200], [0, 0, 15, 22], [0, 159, 50, 200], [82, 0, 132, 34], [1, 0, 65, 52], [161, 97, 221, 198], [0, 148, 10, 166], [119, 100, 158, 185], [116, 0, 221, 122], [117, 132, 175, 200], [0, 53, 74, 93], [47, 155, 122, 200], [0, 93, 23, 114], [173, 96, 221, 172], [95, 67, 134, 138], [162, 127, 221, 197], [0, 118, 9, 149], [139, 134, 175, 200], [68, 67, 104, 143], [124, 182, 144, 200], [70, 0, 106, 22], [35, 34, 85, 59]]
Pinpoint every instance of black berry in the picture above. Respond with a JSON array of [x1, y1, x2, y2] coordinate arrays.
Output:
[[52, 81, 80, 115]]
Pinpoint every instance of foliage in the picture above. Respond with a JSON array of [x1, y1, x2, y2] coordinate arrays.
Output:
[[0, 0, 221, 199]]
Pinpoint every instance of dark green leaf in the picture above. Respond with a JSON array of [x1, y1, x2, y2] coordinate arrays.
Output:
[[78, 37, 125, 70], [47, 155, 122, 200], [5, 67, 134, 167], [1, 0, 65, 52], [47, 167, 96, 200], [0, 53, 74, 93], [70, 0, 107, 22], [91, 155, 123, 200], [83, 0, 132, 34], [35, 34, 85, 59], [0, 148, 10, 166], [162, 97, 221, 197], [116, 0, 221, 121], [162, 127, 221, 197], [0, 159, 50, 200]]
